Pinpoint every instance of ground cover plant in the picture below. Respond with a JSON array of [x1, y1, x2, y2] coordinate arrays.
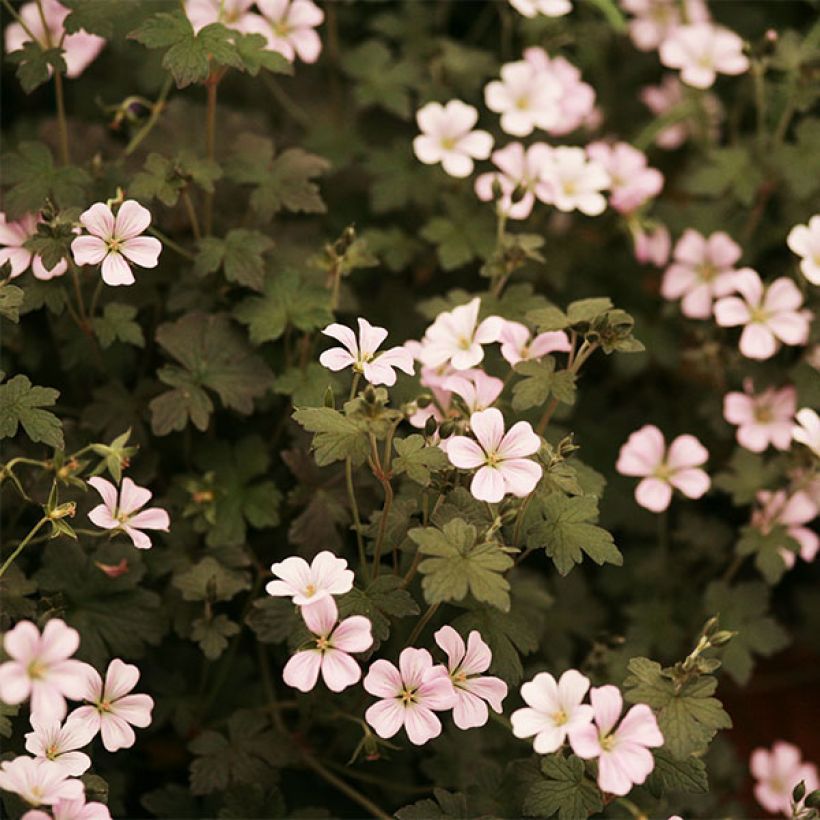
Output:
[[1, 0, 819, 817]]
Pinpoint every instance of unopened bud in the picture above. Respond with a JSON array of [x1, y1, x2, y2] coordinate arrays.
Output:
[[510, 183, 528, 204], [324, 386, 335, 408], [363, 385, 377, 404], [424, 416, 438, 437], [765, 28, 778, 43], [491, 177, 504, 201], [49, 502, 76, 520], [793, 781, 807, 804], [709, 630, 736, 647], [439, 420, 455, 439], [416, 395, 432, 409], [805, 789, 820, 809], [702, 615, 720, 638]]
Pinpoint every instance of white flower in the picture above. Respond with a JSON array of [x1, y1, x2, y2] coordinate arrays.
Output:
[[249, 0, 324, 64], [24, 716, 96, 776], [508, 0, 572, 17], [659, 23, 749, 90], [793, 408, 820, 458], [536, 146, 610, 216], [484, 61, 562, 137], [787, 215, 820, 286]]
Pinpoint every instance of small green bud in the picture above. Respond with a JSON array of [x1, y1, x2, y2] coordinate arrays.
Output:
[[702, 615, 720, 637], [49, 501, 76, 520], [324, 386, 335, 408], [794, 781, 807, 804], [491, 177, 504, 201], [424, 416, 438, 438], [416, 394, 432, 409], [804, 790, 820, 810], [709, 630, 736, 647], [363, 385, 377, 404], [439, 420, 455, 439], [510, 183, 528, 204]]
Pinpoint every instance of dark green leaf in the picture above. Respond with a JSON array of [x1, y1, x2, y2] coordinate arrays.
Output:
[[0, 373, 63, 448]]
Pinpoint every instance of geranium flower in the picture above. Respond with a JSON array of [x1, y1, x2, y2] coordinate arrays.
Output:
[[633, 224, 671, 267], [484, 60, 562, 137], [69, 659, 153, 752], [363, 648, 456, 746], [0, 757, 83, 808], [433, 626, 507, 729], [71, 200, 162, 286], [723, 382, 797, 452], [283, 596, 372, 693], [752, 490, 819, 568], [786, 214, 820, 286], [0, 620, 90, 723], [319, 318, 415, 386], [713, 271, 811, 360], [660, 23, 749, 89], [640, 75, 722, 150], [4, 0, 104, 79], [266, 551, 354, 605], [23, 795, 111, 820], [621, 0, 709, 52], [418, 298, 504, 371], [442, 370, 504, 415], [511, 670, 594, 753], [509, 0, 571, 17], [661, 229, 743, 319], [0, 212, 68, 280], [535, 146, 610, 216], [793, 408, 820, 458], [586, 142, 663, 214], [616, 424, 709, 512], [24, 716, 96, 776], [751, 742, 819, 816], [474, 142, 552, 220], [413, 101, 493, 179], [498, 320, 571, 366], [447, 408, 543, 503], [249, 0, 324, 63], [184, 0, 264, 33], [87, 476, 170, 550], [407, 364, 455, 430], [568, 684, 664, 796]]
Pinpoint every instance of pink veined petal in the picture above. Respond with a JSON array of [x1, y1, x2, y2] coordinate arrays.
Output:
[[403, 703, 442, 745], [111, 693, 153, 727], [320, 649, 361, 692], [568, 722, 602, 758], [590, 684, 623, 735], [417, 673, 456, 711], [498, 421, 541, 459], [51, 750, 92, 777], [4, 620, 42, 663], [462, 675, 507, 713], [362, 359, 399, 387], [356, 317, 388, 357], [529, 331, 572, 357], [474, 315, 504, 345], [0, 246, 33, 277], [287, 0, 324, 28], [331, 616, 373, 654], [100, 713, 136, 752], [452, 689, 489, 730], [290, 27, 322, 63], [749, 747, 772, 780], [723, 392, 754, 425], [713, 296, 751, 327], [119, 236, 162, 268], [597, 750, 638, 796], [616, 703, 664, 747], [511, 706, 553, 739], [433, 625, 466, 673], [310, 550, 354, 595], [521, 673, 560, 712], [48, 660, 97, 701], [533, 724, 567, 755], [499, 458, 542, 497], [739, 323, 777, 360], [100, 253, 135, 286], [118, 477, 152, 515], [470, 466, 505, 502], [731, 268, 765, 306], [66, 705, 101, 743], [122, 525, 153, 550], [319, 347, 356, 372], [256, 0, 289, 20], [103, 659, 139, 701], [635, 477, 673, 512], [363, 659, 402, 698], [270, 555, 311, 592], [61, 713, 99, 749], [62, 31, 105, 78], [75, 662, 104, 702], [301, 595, 338, 636], [399, 647, 433, 690], [113, 201, 152, 240], [0, 662, 32, 704], [666, 434, 708, 469], [88, 505, 118, 530], [30, 681, 68, 724], [373, 347, 415, 376], [446, 436, 487, 470], [680, 283, 715, 320], [39, 619, 80, 664], [736, 424, 770, 453], [127, 508, 170, 531], [616, 425, 665, 477], [79, 203, 115, 239], [321, 323, 359, 356], [661, 264, 698, 300], [557, 669, 591, 709], [283, 650, 323, 692], [70, 235, 108, 267], [669, 468, 710, 499], [365, 698, 406, 739], [470, 408, 506, 454], [459, 631, 492, 676], [767, 311, 810, 346]]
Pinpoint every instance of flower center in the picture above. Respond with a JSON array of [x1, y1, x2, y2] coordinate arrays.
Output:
[[653, 462, 671, 481], [696, 262, 717, 282], [452, 670, 468, 686], [27, 660, 45, 680], [562, 180, 577, 196], [399, 687, 417, 705], [304, 583, 317, 597], [551, 709, 568, 726], [515, 96, 531, 111], [316, 636, 332, 652], [485, 451, 502, 468], [749, 306, 769, 324], [440, 136, 457, 151], [46, 744, 59, 760], [599, 732, 616, 752], [754, 405, 773, 423], [273, 21, 291, 37], [106, 237, 122, 254], [96, 699, 113, 714], [457, 335, 472, 350]]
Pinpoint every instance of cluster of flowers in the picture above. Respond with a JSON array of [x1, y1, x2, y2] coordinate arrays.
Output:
[[750, 742, 819, 817], [0, 620, 152, 818]]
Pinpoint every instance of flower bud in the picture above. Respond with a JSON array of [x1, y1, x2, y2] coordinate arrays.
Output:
[[793, 780, 807, 804], [491, 176, 504, 201], [363, 385, 377, 404], [701, 615, 720, 638], [324, 386, 335, 408], [510, 183, 528, 204], [709, 629, 736, 647], [424, 416, 438, 438], [805, 789, 820, 809], [48, 501, 76, 520], [416, 394, 432, 409], [439, 420, 455, 439]]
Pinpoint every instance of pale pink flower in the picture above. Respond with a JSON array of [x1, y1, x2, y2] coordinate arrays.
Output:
[[617, 424, 710, 512], [248, 0, 324, 63], [786, 214, 820, 286], [283, 596, 372, 693], [793, 408, 820, 458], [418, 298, 504, 371], [751, 742, 819, 816], [24, 716, 95, 776], [484, 60, 562, 137], [713, 271, 811, 360], [474, 142, 552, 220], [413, 101, 493, 179], [0, 212, 68, 280], [509, 0, 571, 17], [660, 23, 749, 90], [442, 370, 504, 414], [87, 476, 170, 550], [184, 0, 265, 33], [752, 490, 819, 567], [71, 200, 161, 286], [723, 381, 797, 453], [498, 320, 571, 367], [620, 0, 709, 52], [640, 75, 721, 150], [0, 757, 83, 807], [0, 620, 89, 724], [586, 142, 663, 214], [4, 0, 104, 78], [433, 626, 507, 730], [511, 670, 594, 753], [408, 364, 454, 430], [23, 795, 111, 820], [569, 684, 664, 796], [633, 224, 671, 267], [364, 648, 456, 746], [535, 146, 610, 216], [68, 659, 153, 753], [661, 229, 743, 319], [266, 551, 354, 605], [319, 318, 415, 386], [447, 408, 543, 503]]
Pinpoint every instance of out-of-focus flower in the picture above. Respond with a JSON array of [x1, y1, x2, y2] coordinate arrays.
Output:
[[620, 0, 709, 52], [413, 101, 493, 179], [786, 215, 820, 286], [25, 716, 95, 776], [536, 146, 610, 216], [484, 60, 562, 137], [498, 320, 571, 366], [633, 224, 671, 267], [640, 75, 722, 150], [0, 212, 68, 280], [249, 0, 324, 63], [617, 424, 710, 512], [474, 142, 552, 220], [266, 551, 354, 605], [660, 23, 749, 89], [793, 408, 820, 458], [0, 757, 83, 807], [23, 795, 112, 820], [184, 0, 264, 33], [87, 477, 170, 550], [723, 382, 797, 452], [586, 141, 663, 214], [750, 742, 819, 816], [443, 370, 504, 415], [753, 490, 819, 567], [509, 0, 571, 17]]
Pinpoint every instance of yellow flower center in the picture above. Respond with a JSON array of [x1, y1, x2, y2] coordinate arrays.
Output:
[[600, 732, 616, 752], [27, 661, 45, 680], [697, 262, 717, 282], [552, 709, 568, 726], [399, 687, 417, 705], [304, 583, 317, 597]]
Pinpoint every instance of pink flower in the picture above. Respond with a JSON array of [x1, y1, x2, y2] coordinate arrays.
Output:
[[661, 229, 743, 319], [319, 318, 415, 386], [786, 214, 820, 286], [71, 201, 161, 286], [616, 424, 709, 512], [660, 23, 749, 90], [87, 476, 170, 550], [447, 408, 543, 503], [24, 716, 96, 776], [752, 490, 819, 567], [535, 146, 610, 216], [249, 0, 324, 63], [184, 0, 265, 33], [713, 271, 811, 360], [4, 0, 104, 79], [511, 670, 594, 753], [23, 795, 111, 820], [474, 142, 552, 220], [442, 370, 504, 415], [751, 742, 818, 816], [408, 365, 454, 430], [484, 60, 562, 137], [0, 620, 89, 724], [0, 756, 83, 807], [413, 101, 493, 179], [498, 320, 571, 367], [723, 382, 797, 453], [633, 224, 671, 268], [364, 648, 456, 746], [283, 596, 372, 693], [621, 0, 708, 52], [265, 551, 354, 605], [433, 626, 507, 729], [568, 684, 664, 796], [68, 659, 153, 752], [586, 142, 663, 214], [418, 298, 504, 371], [639, 75, 721, 150], [793, 408, 820, 458], [509, 0, 572, 17], [0, 212, 68, 280]]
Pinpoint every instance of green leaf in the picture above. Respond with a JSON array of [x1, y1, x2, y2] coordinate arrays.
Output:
[[684, 146, 764, 207], [713, 448, 783, 505], [341, 40, 419, 119], [0, 702, 20, 739], [523, 755, 602, 820], [527, 305, 570, 332], [396, 789, 469, 819], [194, 230, 274, 291], [274, 364, 341, 407], [736, 523, 799, 585], [566, 297, 613, 325], [62, 0, 161, 38], [292, 406, 370, 467], [173, 557, 252, 602], [0, 373, 63, 448], [0, 282, 25, 323], [411, 519, 514, 611], [526, 494, 622, 576], [393, 435, 448, 486], [150, 369, 213, 435], [191, 615, 240, 660], [92, 303, 145, 348], [338, 575, 420, 644], [231, 32, 293, 76], [511, 357, 572, 412], [7, 42, 67, 93], [130, 152, 222, 207], [420, 195, 496, 270], [246, 597, 302, 645], [644, 748, 709, 796]]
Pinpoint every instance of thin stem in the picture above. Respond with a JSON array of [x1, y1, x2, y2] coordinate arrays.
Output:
[[69, 263, 89, 328], [203, 74, 219, 235], [721, 553, 746, 584], [616, 796, 648, 820], [2, 0, 37, 40], [148, 226, 195, 261], [512, 492, 535, 547], [372, 475, 393, 579], [182, 189, 202, 241], [124, 75, 173, 157], [535, 341, 598, 435], [346, 458, 367, 578], [405, 602, 440, 647], [88, 279, 104, 319], [53, 70, 70, 165], [0, 517, 49, 578], [300, 753, 392, 820], [323, 761, 433, 795]]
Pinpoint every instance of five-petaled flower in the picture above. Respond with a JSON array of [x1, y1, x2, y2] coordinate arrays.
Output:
[[586, 141, 663, 214], [750, 741, 819, 816], [185, 0, 265, 33], [442, 370, 504, 416], [723, 381, 797, 453], [474, 142, 552, 220], [498, 320, 571, 367], [484, 60, 562, 137], [787, 214, 820, 286], [250, 0, 324, 63], [536, 146, 610, 216], [0, 756, 83, 808], [87, 477, 170, 550], [266, 551, 354, 606], [23, 794, 112, 820], [660, 23, 749, 89], [0, 212, 67, 280], [24, 715, 96, 776], [752, 490, 819, 568]]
